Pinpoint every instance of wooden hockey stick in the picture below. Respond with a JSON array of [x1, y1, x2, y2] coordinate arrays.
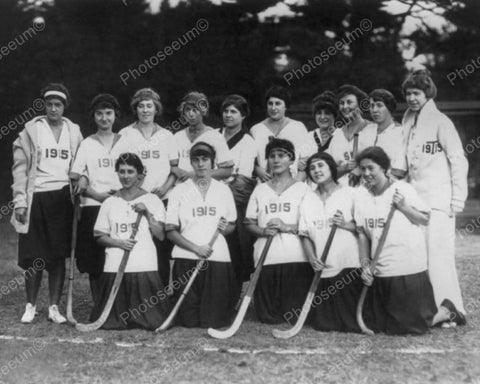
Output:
[[208, 235, 274, 339], [353, 132, 359, 158], [272, 219, 339, 339], [356, 204, 396, 335], [155, 227, 221, 333], [76, 212, 143, 332], [349, 133, 360, 187], [66, 197, 81, 325]]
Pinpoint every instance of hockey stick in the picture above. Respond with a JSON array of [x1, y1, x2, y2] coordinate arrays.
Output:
[[66, 197, 81, 325], [356, 204, 396, 335], [208, 235, 274, 339], [349, 133, 360, 187], [155, 226, 221, 333], [76, 212, 143, 332], [272, 217, 339, 339]]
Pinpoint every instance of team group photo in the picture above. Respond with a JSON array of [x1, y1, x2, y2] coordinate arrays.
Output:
[[1, 1, 479, 383]]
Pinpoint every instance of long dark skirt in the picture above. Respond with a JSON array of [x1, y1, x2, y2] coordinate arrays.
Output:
[[172, 258, 239, 329], [362, 270, 436, 335], [309, 268, 363, 332], [226, 204, 254, 284], [76, 205, 104, 274], [153, 198, 172, 285], [254, 262, 314, 324], [18, 186, 72, 272], [90, 271, 171, 331]]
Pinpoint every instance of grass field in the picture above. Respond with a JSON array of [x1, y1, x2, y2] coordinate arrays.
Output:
[[1, 211, 480, 384]]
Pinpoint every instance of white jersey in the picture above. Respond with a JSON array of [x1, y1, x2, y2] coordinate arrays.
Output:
[[166, 178, 236, 262], [354, 181, 429, 277], [71, 134, 129, 206], [245, 181, 309, 265], [119, 124, 178, 192], [175, 127, 233, 173], [94, 193, 165, 273], [221, 129, 257, 178], [327, 122, 377, 186], [34, 120, 71, 192], [402, 99, 468, 212], [374, 122, 407, 173], [250, 119, 315, 177], [298, 186, 360, 278]]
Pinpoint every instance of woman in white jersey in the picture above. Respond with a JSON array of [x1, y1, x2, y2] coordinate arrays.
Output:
[[355, 147, 464, 334], [11, 83, 83, 324], [327, 85, 377, 186], [71, 94, 128, 304], [299, 152, 362, 332], [251, 86, 313, 182], [368, 89, 407, 179], [402, 70, 468, 326], [220, 95, 257, 284], [308, 91, 338, 153], [119, 88, 179, 285], [166, 142, 238, 328], [245, 138, 313, 324], [172, 91, 233, 183], [92, 153, 171, 330]]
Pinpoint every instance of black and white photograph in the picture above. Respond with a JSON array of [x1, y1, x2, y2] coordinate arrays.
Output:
[[0, 0, 479, 383]]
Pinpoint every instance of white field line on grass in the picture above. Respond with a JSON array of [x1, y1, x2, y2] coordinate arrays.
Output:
[[0, 335, 479, 355]]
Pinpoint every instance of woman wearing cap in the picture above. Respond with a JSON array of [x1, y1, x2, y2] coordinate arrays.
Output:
[[298, 152, 362, 332], [119, 88, 179, 285], [355, 147, 464, 334], [245, 138, 312, 324], [92, 153, 171, 330], [327, 84, 377, 187], [70, 94, 129, 303], [220, 95, 257, 285], [173, 91, 234, 183], [166, 142, 238, 328], [369, 89, 407, 179], [402, 70, 468, 325], [11, 83, 83, 324], [308, 91, 338, 153], [251, 86, 314, 183]]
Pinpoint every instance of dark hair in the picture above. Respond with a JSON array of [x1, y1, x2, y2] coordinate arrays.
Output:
[[402, 69, 437, 99], [312, 90, 338, 118], [265, 137, 296, 161], [190, 141, 216, 167], [41, 83, 71, 107], [178, 91, 209, 117], [369, 89, 396, 114], [337, 84, 369, 114], [130, 88, 162, 116], [356, 146, 390, 172], [221, 94, 250, 118], [265, 85, 291, 109], [115, 153, 145, 174], [90, 93, 121, 118], [306, 152, 338, 183]]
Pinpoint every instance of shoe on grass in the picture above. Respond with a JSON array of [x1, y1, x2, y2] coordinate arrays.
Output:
[[21, 303, 36, 323], [48, 305, 67, 324], [441, 299, 466, 326]]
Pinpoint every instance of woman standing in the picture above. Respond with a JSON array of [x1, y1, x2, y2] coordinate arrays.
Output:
[[355, 147, 464, 334], [327, 85, 377, 186], [220, 95, 257, 284], [71, 94, 128, 304], [166, 142, 238, 328], [298, 152, 362, 332], [91, 153, 171, 330], [245, 138, 313, 324], [402, 70, 468, 324], [119, 88, 179, 285], [308, 91, 338, 153], [11, 83, 83, 324], [173, 91, 233, 183], [250, 86, 314, 182]]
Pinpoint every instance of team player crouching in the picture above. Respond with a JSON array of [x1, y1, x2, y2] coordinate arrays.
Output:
[[355, 147, 465, 335], [245, 138, 313, 324], [165, 142, 238, 328]]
